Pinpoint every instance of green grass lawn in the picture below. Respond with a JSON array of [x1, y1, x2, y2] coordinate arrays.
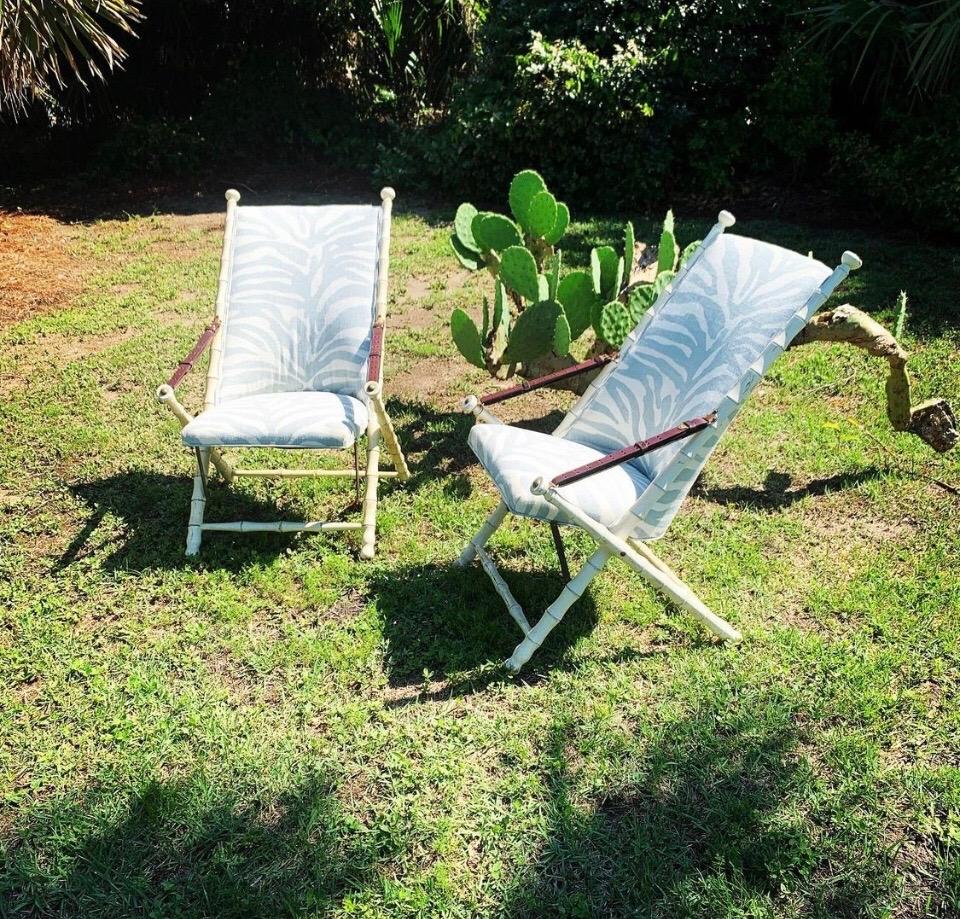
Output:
[[1, 197, 959, 917]]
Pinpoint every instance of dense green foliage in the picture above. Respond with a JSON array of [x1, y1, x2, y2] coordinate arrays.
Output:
[[2, 0, 958, 230]]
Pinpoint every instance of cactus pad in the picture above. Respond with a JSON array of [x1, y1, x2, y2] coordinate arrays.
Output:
[[657, 209, 677, 274], [680, 239, 700, 267], [556, 270, 598, 340], [474, 213, 522, 253], [454, 203, 479, 252], [526, 191, 558, 239], [623, 221, 635, 282], [596, 301, 633, 349], [499, 246, 540, 303], [503, 299, 567, 364], [451, 308, 485, 368], [450, 235, 484, 271], [591, 246, 623, 301], [545, 251, 561, 300], [545, 202, 570, 245], [509, 169, 547, 230], [626, 284, 655, 324]]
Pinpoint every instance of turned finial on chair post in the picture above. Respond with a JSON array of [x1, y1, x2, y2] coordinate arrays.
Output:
[[718, 210, 736, 229], [380, 187, 396, 202], [225, 189, 241, 204], [841, 251, 863, 271]]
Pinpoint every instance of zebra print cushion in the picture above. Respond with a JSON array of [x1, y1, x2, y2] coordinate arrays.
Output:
[[563, 233, 833, 537], [469, 424, 651, 527], [182, 391, 368, 449], [214, 205, 381, 405]]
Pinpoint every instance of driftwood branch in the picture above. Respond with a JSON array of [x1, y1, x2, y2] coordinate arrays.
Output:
[[789, 304, 957, 453]]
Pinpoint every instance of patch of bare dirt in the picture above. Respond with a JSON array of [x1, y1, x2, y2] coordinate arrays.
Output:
[[0, 210, 84, 326]]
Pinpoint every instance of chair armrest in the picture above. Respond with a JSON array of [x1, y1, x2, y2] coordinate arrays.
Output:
[[367, 321, 385, 384], [479, 354, 615, 407], [165, 317, 221, 389], [551, 411, 718, 487]]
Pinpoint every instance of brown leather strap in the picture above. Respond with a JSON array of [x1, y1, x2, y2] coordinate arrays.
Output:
[[166, 317, 221, 389], [480, 354, 615, 406], [552, 411, 718, 487], [367, 321, 385, 384]]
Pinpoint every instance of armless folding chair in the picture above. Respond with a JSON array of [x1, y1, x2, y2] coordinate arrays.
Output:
[[458, 211, 862, 673], [157, 187, 410, 558]]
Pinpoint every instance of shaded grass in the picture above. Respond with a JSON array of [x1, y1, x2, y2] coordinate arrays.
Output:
[[0, 202, 958, 917]]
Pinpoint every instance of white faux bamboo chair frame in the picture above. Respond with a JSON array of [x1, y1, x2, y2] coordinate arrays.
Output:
[[157, 187, 410, 559], [458, 211, 862, 673]]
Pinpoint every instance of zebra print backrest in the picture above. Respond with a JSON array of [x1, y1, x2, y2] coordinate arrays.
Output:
[[563, 229, 841, 537], [213, 205, 382, 405]]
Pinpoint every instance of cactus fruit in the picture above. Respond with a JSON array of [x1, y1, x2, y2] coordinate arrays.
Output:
[[499, 245, 540, 303], [596, 301, 633, 349], [545, 201, 569, 246], [503, 299, 570, 364], [473, 212, 523, 253], [526, 190, 558, 239], [623, 221, 635, 282], [657, 209, 677, 275], [450, 235, 484, 271], [454, 203, 479, 252], [509, 169, 547, 230], [556, 270, 598, 340], [451, 308, 485, 368], [591, 246, 623, 302]]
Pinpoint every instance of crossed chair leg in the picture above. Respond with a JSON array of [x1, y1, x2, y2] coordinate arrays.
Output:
[[457, 496, 742, 674]]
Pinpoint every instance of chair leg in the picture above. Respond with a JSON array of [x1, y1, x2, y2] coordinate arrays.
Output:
[[624, 540, 742, 643], [505, 547, 612, 674], [360, 427, 382, 560], [457, 501, 509, 567], [186, 447, 210, 556]]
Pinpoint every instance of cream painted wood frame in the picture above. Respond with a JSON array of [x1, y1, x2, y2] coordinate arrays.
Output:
[[156, 187, 410, 559], [457, 212, 862, 673]]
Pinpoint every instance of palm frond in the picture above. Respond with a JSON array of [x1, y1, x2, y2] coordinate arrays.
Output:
[[0, 0, 142, 117]]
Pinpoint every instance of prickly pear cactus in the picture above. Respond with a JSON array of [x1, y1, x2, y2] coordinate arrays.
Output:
[[545, 202, 569, 246], [500, 246, 540, 303], [658, 209, 677, 275], [451, 308, 485, 368], [450, 172, 691, 376], [473, 213, 522, 253], [526, 191, 558, 239], [556, 270, 598, 340], [503, 300, 570, 364], [596, 301, 633, 349], [509, 170, 547, 231]]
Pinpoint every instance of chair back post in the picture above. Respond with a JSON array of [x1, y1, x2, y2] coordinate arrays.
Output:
[[204, 188, 241, 411], [612, 246, 862, 541]]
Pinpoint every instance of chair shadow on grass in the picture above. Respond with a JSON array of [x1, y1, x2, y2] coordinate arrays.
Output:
[[56, 400, 480, 573], [57, 470, 368, 574], [694, 467, 886, 511], [368, 557, 602, 697], [501, 707, 892, 918], [2, 772, 380, 917]]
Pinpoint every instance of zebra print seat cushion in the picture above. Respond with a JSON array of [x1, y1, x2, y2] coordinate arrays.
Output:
[[213, 204, 381, 405], [182, 391, 368, 449], [469, 424, 651, 527]]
